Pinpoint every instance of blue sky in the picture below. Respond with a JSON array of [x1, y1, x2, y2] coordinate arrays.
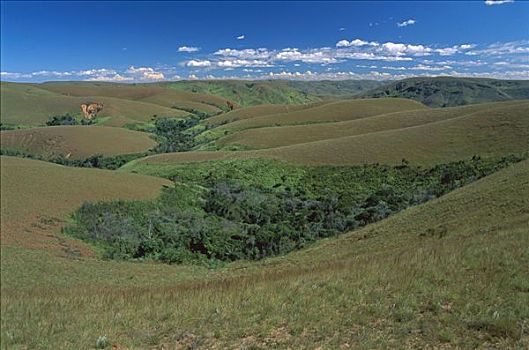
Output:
[[1, 1, 528, 82]]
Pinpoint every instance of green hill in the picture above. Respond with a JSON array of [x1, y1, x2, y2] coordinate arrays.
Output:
[[134, 100, 529, 167], [360, 77, 529, 107], [1, 126, 157, 159], [2, 157, 527, 348], [217, 100, 527, 149]]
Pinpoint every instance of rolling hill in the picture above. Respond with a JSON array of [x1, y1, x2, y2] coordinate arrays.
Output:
[[0, 156, 171, 250], [133, 100, 529, 167], [1, 126, 157, 159], [216, 100, 528, 149], [360, 77, 529, 107], [2, 158, 527, 348], [209, 98, 427, 133], [164, 80, 385, 107]]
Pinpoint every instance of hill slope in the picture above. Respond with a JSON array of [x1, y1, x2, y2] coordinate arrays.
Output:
[[0, 156, 171, 250], [217, 100, 527, 149], [2, 159, 527, 348], [1, 126, 157, 159], [211, 98, 427, 132], [361, 77, 529, 107], [0, 82, 189, 127], [136, 100, 529, 166]]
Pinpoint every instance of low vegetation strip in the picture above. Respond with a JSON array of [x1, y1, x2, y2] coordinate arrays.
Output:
[[65, 155, 525, 265]]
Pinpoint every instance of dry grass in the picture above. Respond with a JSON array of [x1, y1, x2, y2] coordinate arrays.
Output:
[[139, 100, 529, 166], [218, 100, 527, 149], [204, 102, 326, 126], [1, 160, 528, 349], [212, 98, 427, 132], [0, 156, 171, 252], [1, 126, 157, 159], [0, 82, 228, 127]]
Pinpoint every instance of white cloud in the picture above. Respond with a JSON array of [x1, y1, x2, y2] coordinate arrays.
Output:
[[397, 19, 416, 27], [87, 74, 133, 82], [237, 35, 245, 40], [485, 0, 514, 5], [339, 27, 346, 31], [178, 46, 200, 53], [336, 39, 378, 47], [0, 72, 32, 79], [125, 66, 165, 80], [186, 60, 212, 67]]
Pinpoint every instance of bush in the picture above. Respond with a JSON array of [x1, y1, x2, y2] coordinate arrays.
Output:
[[64, 155, 527, 265]]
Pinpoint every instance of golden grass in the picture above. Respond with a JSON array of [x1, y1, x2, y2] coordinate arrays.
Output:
[[140, 100, 529, 166], [212, 98, 427, 131], [218, 100, 528, 149], [1, 159, 528, 349], [0, 156, 171, 251], [204, 102, 326, 125], [0, 82, 228, 127], [1, 126, 157, 159]]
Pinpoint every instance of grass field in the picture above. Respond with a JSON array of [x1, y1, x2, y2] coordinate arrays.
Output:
[[0, 156, 171, 251], [0, 82, 230, 127], [1, 126, 157, 159], [217, 100, 529, 149], [1, 158, 527, 348], [136, 99, 529, 166], [203, 102, 326, 126], [213, 98, 427, 131]]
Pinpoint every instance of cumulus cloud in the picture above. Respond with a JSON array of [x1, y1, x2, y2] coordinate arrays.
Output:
[[336, 39, 379, 47], [397, 19, 416, 27], [186, 60, 212, 67], [125, 66, 165, 80], [237, 34, 245, 40], [485, 0, 514, 5], [178, 46, 200, 53]]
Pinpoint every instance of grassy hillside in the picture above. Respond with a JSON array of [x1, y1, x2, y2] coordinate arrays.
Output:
[[1, 158, 527, 348], [217, 100, 527, 149], [206, 98, 427, 136], [361, 77, 529, 107], [164, 80, 386, 107], [204, 102, 326, 126], [135, 100, 529, 166], [38, 81, 228, 110], [164, 80, 321, 106], [0, 156, 171, 250], [0, 82, 189, 127], [1, 126, 157, 159]]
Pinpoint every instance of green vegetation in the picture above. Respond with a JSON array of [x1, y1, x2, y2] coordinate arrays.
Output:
[[361, 77, 529, 107], [66, 155, 524, 265], [46, 113, 95, 126]]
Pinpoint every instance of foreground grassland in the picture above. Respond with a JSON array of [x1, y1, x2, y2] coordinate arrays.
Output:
[[1, 159, 528, 349], [0, 126, 157, 159]]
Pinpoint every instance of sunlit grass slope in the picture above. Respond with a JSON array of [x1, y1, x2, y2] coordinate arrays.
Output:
[[1, 159, 527, 348], [0, 156, 171, 250], [217, 100, 528, 149], [1, 126, 157, 159], [214, 98, 427, 131], [0, 82, 188, 127]]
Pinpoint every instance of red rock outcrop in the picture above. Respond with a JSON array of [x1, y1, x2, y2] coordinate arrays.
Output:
[[81, 102, 103, 119]]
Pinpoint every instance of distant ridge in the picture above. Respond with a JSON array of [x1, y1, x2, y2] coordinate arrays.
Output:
[[359, 76, 529, 107]]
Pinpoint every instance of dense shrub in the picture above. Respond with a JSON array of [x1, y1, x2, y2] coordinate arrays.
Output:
[[64, 155, 526, 265], [46, 113, 94, 126]]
